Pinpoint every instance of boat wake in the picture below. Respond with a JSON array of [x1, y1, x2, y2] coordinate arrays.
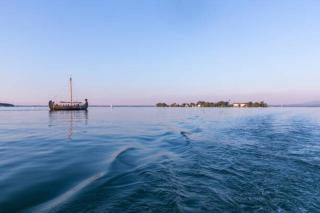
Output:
[[27, 171, 105, 213], [27, 146, 139, 213]]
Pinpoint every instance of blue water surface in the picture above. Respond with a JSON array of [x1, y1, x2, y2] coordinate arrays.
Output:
[[0, 107, 320, 212]]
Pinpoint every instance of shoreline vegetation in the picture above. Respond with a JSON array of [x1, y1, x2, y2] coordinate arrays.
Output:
[[0, 103, 14, 107], [156, 101, 268, 108]]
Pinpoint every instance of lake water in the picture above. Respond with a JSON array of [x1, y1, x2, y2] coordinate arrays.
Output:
[[0, 107, 320, 212]]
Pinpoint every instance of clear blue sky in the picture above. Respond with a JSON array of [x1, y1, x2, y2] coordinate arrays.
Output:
[[1, 0, 319, 105]]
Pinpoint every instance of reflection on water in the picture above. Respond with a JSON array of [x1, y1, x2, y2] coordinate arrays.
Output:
[[49, 110, 88, 140]]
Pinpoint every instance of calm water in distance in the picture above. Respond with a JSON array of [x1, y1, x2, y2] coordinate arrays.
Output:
[[0, 107, 320, 212]]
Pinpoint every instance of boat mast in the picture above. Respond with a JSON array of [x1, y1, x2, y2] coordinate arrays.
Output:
[[70, 77, 73, 105]]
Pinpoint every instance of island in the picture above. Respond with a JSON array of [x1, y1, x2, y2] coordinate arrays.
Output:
[[0, 103, 14, 107], [156, 101, 267, 108]]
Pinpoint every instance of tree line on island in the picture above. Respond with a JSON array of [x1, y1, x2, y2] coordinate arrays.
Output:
[[156, 101, 268, 108]]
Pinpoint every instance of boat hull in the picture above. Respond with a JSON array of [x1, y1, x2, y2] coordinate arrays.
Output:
[[49, 100, 88, 111]]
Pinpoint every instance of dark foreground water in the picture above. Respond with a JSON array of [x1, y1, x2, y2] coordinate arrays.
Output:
[[0, 107, 320, 212]]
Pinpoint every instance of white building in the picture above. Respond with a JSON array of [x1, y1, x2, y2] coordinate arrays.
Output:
[[232, 103, 248, 108]]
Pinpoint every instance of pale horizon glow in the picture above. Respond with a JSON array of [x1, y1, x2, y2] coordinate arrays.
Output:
[[1, 0, 320, 105]]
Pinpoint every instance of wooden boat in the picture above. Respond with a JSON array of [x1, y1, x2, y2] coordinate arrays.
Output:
[[49, 78, 88, 111]]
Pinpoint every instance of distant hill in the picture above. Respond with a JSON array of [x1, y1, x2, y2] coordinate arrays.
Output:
[[302, 101, 320, 107], [273, 100, 320, 107], [0, 103, 14, 107]]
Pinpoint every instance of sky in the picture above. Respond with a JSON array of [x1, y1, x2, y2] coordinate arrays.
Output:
[[0, 0, 320, 105]]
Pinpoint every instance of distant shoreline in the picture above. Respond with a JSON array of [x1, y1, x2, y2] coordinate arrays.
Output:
[[0, 103, 14, 107], [3, 104, 320, 108], [10, 105, 155, 108]]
